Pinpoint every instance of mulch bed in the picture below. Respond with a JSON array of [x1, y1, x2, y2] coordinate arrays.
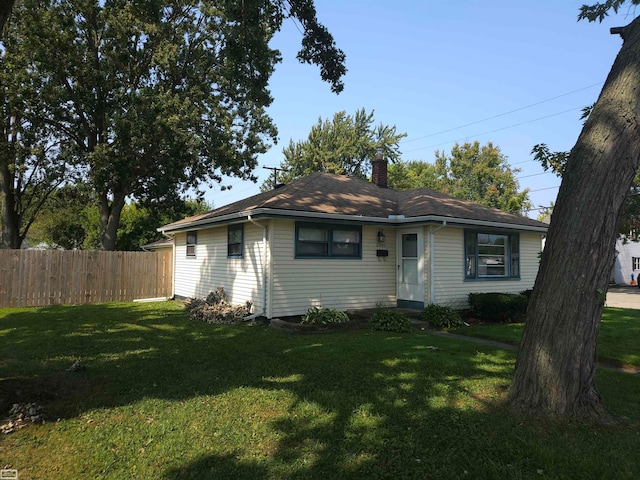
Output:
[[269, 313, 371, 333]]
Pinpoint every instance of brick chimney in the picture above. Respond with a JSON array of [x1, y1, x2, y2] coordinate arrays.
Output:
[[371, 153, 388, 188]]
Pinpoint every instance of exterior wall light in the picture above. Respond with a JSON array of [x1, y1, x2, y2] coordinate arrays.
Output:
[[377, 230, 385, 243]]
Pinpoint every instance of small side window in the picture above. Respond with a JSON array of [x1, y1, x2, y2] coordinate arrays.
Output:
[[186, 231, 197, 257], [228, 224, 244, 258]]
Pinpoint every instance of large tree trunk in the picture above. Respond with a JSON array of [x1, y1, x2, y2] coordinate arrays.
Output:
[[98, 191, 126, 251], [0, 160, 21, 249], [0, 0, 16, 40], [509, 17, 640, 420]]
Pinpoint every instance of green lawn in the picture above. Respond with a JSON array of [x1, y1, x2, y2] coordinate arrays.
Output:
[[1, 302, 639, 479], [453, 307, 640, 370]]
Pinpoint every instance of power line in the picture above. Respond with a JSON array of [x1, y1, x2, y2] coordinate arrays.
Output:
[[511, 158, 536, 166], [529, 185, 560, 193], [283, 0, 305, 36], [517, 171, 553, 180], [401, 82, 602, 145], [404, 107, 583, 154]]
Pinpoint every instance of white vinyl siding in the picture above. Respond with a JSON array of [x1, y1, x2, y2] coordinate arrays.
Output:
[[613, 238, 640, 285], [270, 221, 396, 318], [171, 218, 543, 317], [173, 222, 266, 311], [430, 227, 541, 308]]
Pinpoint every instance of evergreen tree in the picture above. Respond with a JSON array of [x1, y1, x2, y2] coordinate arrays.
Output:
[[263, 108, 405, 189]]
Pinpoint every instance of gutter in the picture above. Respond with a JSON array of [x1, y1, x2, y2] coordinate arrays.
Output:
[[430, 221, 447, 304], [245, 214, 268, 319], [159, 208, 548, 234]]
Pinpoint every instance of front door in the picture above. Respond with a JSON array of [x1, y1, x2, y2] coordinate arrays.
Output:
[[397, 228, 425, 309]]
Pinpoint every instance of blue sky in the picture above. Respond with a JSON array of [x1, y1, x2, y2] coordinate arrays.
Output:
[[204, 1, 632, 218]]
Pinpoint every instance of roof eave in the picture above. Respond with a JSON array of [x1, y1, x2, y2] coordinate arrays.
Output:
[[158, 208, 548, 234]]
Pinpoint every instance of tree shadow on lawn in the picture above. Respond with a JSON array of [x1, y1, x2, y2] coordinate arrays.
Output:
[[1, 302, 639, 479]]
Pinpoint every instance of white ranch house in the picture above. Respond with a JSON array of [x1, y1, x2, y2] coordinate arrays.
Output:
[[158, 157, 547, 318]]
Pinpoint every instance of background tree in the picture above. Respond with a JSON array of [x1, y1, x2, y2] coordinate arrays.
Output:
[[509, 2, 640, 420], [0, 5, 73, 248], [536, 201, 554, 223], [15, 0, 346, 250], [29, 186, 211, 251], [262, 108, 405, 189], [0, 0, 15, 38], [26, 184, 93, 250], [388, 141, 531, 215], [387, 160, 441, 191], [112, 199, 212, 251]]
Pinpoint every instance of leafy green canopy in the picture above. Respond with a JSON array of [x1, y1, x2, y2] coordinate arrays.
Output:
[[28, 184, 212, 250], [389, 141, 531, 215], [8, 0, 346, 249], [0, 5, 77, 248], [578, 0, 640, 22], [263, 108, 406, 189]]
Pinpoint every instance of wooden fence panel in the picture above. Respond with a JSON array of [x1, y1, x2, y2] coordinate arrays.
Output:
[[0, 250, 173, 308]]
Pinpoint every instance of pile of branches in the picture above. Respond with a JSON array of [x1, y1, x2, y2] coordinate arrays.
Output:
[[1, 403, 46, 434], [184, 288, 252, 325]]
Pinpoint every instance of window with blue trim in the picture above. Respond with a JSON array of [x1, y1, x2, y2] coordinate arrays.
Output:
[[465, 231, 520, 279], [228, 224, 244, 257], [296, 223, 361, 258]]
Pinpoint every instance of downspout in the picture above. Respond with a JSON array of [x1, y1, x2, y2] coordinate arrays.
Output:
[[171, 234, 176, 300], [246, 215, 267, 319], [429, 221, 447, 304]]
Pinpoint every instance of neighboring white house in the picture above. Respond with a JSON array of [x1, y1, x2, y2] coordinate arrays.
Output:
[[612, 238, 640, 285], [141, 237, 174, 254], [158, 157, 547, 318]]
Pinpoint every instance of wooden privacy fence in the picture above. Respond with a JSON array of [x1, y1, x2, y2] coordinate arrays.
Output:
[[0, 250, 173, 308]]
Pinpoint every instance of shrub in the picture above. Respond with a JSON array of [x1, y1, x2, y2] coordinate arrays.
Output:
[[520, 289, 533, 299], [184, 287, 252, 324], [369, 304, 412, 333], [301, 306, 350, 325], [419, 304, 464, 328], [468, 292, 528, 323]]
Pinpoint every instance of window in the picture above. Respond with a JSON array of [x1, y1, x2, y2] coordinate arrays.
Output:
[[633, 257, 640, 270], [296, 223, 361, 258], [186, 231, 197, 257], [228, 224, 244, 257], [465, 231, 519, 279]]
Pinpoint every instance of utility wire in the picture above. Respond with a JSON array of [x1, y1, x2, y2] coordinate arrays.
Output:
[[404, 107, 583, 154], [517, 171, 553, 180], [401, 82, 602, 145], [283, 0, 305, 36], [529, 185, 560, 193]]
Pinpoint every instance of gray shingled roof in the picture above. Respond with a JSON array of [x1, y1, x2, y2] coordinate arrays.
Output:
[[160, 173, 546, 232]]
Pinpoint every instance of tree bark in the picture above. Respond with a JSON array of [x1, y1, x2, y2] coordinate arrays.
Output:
[[509, 17, 640, 420], [0, 0, 15, 40], [98, 191, 126, 251], [0, 158, 21, 249]]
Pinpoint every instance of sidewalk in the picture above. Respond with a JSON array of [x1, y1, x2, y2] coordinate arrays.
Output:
[[416, 325, 640, 375], [606, 287, 640, 309]]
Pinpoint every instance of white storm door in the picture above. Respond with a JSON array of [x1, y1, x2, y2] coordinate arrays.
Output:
[[397, 229, 425, 305]]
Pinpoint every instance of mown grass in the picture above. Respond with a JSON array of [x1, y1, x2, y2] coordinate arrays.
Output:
[[0, 302, 639, 479], [453, 307, 640, 369]]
